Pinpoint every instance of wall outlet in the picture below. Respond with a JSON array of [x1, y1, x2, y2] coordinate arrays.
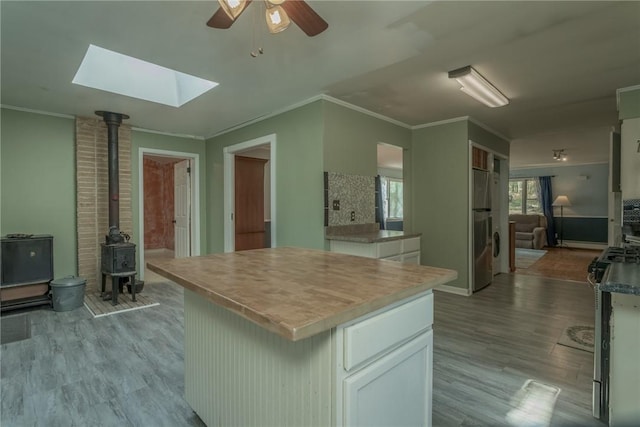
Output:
[[350, 211, 356, 221], [332, 200, 340, 210]]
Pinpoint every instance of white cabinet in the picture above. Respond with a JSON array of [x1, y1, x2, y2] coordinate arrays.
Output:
[[184, 288, 435, 427], [609, 293, 640, 426], [335, 291, 434, 427], [343, 331, 433, 427], [330, 236, 421, 265], [620, 117, 640, 199]]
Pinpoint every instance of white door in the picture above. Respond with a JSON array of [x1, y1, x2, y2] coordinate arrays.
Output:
[[174, 159, 191, 258], [343, 331, 433, 427]]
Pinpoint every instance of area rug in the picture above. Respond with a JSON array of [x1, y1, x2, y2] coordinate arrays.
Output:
[[0, 313, 31, 345], [515, 248, 547, 269], [84, 291, 159, 318], [557, 324, 594, 352]]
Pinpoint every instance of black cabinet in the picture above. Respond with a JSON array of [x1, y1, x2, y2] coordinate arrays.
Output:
[[1, 235, 54, 286], [1, 235, 54, 311]]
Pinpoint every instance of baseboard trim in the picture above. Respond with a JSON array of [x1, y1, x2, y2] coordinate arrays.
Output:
[[434, 284, 472, 296], [557, 241, 607, 250]]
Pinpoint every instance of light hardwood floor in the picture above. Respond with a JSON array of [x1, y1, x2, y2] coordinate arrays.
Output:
[[433, 273, 602, 426], [0, 269, 604, 426]]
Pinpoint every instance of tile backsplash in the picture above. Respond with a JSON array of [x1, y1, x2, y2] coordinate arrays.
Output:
[[324, 172, 375, 226]]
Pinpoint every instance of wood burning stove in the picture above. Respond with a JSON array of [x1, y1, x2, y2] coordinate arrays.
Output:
[[96, 110, 139, 305]]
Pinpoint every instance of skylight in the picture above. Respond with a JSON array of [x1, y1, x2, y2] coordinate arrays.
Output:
[[72, 45, 218, 107]]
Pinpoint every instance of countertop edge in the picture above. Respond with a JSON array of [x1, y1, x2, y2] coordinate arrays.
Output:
[[147, 262, 457, 342], [325, 232, 422, 243], [599, 262, 640, 296]]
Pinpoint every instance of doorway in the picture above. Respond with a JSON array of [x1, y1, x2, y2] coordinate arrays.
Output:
[[223, 134, 276, 252], [138, 148, 200, 280], [377, 143, 404, 231]]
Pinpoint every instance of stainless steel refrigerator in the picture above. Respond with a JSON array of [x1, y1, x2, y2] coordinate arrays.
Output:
[[472, 169, 493, 291]]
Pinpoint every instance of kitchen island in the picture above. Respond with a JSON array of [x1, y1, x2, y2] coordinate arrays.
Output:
[[148, 247, 456, 427]]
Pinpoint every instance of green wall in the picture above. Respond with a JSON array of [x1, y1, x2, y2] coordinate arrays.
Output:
[[411, 120, 469, 289], [323, 102, 411, 176], [322, 102, 412, 232], [469, 121, 510, 156], [618, 87, 640, 120], [131, 130, 207, 265], [2, 103, 510, 294], [0, 108, 208, 279], [1, 108, 77, 277], [205, 101, 325, 253]]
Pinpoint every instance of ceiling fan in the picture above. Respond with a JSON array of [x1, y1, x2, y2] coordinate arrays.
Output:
[[207, 0, 328, 37]]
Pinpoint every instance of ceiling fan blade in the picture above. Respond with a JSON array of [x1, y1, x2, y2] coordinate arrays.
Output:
[[281, 1, 328, 37], [206, 0, 253, 29], [207, 7, 234, 28]]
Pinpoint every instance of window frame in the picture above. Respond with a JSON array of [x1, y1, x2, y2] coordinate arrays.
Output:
[[509, 178, 541, 215], [382, 176, 403, 221]]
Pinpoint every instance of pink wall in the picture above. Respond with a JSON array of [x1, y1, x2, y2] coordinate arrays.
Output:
[[144, 158, 176, 250]]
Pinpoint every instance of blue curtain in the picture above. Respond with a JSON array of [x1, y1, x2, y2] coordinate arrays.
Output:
[[539, 176, 557, 246], [375, 175, 386, 230]]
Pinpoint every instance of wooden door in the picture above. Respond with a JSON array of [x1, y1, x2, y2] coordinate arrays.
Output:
[[235, 156, 268, 251]]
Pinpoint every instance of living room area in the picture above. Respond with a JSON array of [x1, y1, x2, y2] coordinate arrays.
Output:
[[508, 153, 609, 283]]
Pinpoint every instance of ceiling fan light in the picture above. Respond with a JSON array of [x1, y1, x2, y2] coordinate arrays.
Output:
[[265, 4, 290, 34], [219, 0, 248, 20], [268, 0, 285, 4]]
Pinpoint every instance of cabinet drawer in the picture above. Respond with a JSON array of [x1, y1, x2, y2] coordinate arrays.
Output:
[[343, 292, 433, 371], [377, 240, 402, 258], [329, 241, 376, 258], [402, 237, 421, 254]]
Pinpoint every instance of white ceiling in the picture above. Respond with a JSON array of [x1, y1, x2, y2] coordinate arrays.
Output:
[[2, 1, 639, 169]]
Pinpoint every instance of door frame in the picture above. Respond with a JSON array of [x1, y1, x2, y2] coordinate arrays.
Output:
[[138, 148, 201, 279], [223, 134, 277, 252]]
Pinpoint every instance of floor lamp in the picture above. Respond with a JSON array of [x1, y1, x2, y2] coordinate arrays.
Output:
[[552, 195, 571, 247]]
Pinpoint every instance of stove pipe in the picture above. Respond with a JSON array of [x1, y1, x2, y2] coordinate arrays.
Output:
[[95, 110, 130, 244]]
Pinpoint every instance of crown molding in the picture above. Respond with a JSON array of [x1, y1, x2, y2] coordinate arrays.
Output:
[[131, 126, 204, 141], [509, 160, 609, 170], [206, 95, 325, 139], [467, 117, 511, 142], [320, 95, 412, 129], [411, 116, 469, 130], [1, 104, 74, 119]]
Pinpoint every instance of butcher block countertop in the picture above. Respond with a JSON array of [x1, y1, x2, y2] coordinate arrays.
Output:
[[147, 247, 456, 341], [325, 229, 421, 243]]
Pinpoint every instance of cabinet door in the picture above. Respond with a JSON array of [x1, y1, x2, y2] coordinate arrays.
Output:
[[343, 330, 433, 427], [401, 251, 420, 265]]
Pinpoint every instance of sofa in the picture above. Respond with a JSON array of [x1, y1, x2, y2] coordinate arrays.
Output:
[[509, 214, 548, 249]]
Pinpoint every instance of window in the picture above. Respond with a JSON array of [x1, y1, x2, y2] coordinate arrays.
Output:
[[382, 177, 403, 220], [509, 178, 541, 214]]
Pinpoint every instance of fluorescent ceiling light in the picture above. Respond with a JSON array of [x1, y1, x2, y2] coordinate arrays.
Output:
[[72, 45, 218, 108], [448, 66, 509, 108]]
